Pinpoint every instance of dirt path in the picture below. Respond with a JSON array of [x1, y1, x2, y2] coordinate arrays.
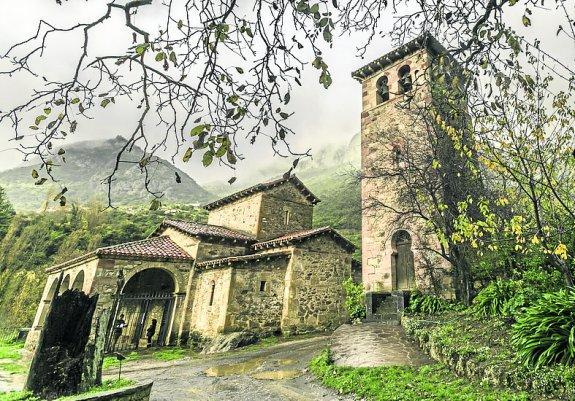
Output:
[[105, 336, 354, 401]]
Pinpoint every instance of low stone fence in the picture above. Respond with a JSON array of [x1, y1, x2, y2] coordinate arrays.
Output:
[[401, 316, 574, 399], [63, 382, 153, 401]]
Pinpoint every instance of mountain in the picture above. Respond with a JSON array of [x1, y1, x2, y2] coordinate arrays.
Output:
[[0, 136, 212, 211]]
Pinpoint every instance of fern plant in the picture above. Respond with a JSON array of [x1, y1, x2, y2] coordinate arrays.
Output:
[[408, 291, 448, 315], [472, 279, 520, 317], [343, 277, 366, 321], [511, 289, 575, 368]]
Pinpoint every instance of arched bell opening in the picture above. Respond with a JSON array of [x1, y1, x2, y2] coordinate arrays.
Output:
[[71, 270, 85, 292], [391, 230, 415, 290], [59, 274, 71, 295], [110, 268, 176, 352], [37, 279, 59, 328]]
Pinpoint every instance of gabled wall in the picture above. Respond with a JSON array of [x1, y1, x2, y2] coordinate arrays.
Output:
[[207, 193, 263, 237], [257, 183, 314, 241]]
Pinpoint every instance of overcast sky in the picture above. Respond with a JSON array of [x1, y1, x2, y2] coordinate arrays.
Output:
[[0, 1, 573, 185]]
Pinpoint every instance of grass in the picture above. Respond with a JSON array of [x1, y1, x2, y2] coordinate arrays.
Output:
[[0, 341, 23, 360], [0, 379, 136, 401], [102, 351, 140, 369], [152, 348, 187, 361], [310, 349, 530, 401]]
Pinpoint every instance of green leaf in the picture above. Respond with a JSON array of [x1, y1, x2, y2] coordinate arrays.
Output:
[[43, 108, 52, 115], [35, 178, 47, 186], [235, 66, 244, 74], [177, 20, 183, 29], [70, 98, 80, 104], [191, 124, 208, 136], [135, 43, 149, 56], [322, 27, 332, 43], [169, 51, 177, 65], [59, 196, 67, 207], [228, 176, 237, 184], [182, 147, 193, 162], [310, 3, 319, 13], [202, 150, 214, 167], [57, 148, 65, 156], [155, 52, 165, 61], [149, 198, 161, 211], [54, 99, 65, 106], [35, 115, 47, 126], [101, 98, 111, 108], [522, 15, 531, 27], [31, 169, 39, 179], [226, 150, 237, 164]]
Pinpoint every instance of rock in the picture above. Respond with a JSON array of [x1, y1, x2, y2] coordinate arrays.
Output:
[[202, 332, 259, 354]]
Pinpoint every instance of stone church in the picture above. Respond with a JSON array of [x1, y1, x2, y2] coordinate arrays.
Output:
[[353, 34, 453, 315], [26, 175, 355, 351]]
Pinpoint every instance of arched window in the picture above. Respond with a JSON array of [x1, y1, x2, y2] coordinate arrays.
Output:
[[398, 65, 413, 94], [376, 75, 390, 104]]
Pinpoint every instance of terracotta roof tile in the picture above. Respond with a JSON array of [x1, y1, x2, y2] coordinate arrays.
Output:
[[97, 236, 193, 261], [160, 219, 255, 242], [196, 250, 292, 269], [253, 227, 356, 253], [203, 175, 320, 211]]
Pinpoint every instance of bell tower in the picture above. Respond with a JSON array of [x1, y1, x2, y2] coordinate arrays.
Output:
[[352, 34, 451, 309]]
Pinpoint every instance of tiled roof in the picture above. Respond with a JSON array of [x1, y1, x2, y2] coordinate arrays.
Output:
[[158, 219, 255, 243], [195, 250, 292, 269], [47, 235, 193, 272], [253, 227, 356, 253], [351, 33, 448, 80], [96, 235, 193, 261], [203, 174, 320, 211]]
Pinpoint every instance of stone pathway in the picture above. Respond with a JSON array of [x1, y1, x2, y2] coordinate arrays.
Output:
[[330, 322, 434, 367]]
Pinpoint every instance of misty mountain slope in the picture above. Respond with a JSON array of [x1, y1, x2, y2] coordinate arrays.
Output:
[[0, 136, 211, 211]]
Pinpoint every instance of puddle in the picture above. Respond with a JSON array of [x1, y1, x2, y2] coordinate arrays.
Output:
[[205, 358, 264, 377], [251, 370, 301, 380], [277, 358, 297, 366]]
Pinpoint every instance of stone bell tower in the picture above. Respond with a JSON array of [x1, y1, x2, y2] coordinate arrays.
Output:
[[352, 34, 452, 315]]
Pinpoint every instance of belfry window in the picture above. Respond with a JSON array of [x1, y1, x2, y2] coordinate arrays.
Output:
[[376, 75, 390, 104], [398, 65, 413, 94]]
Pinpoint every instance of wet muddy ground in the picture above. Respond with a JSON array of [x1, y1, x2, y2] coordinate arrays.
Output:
[[105, 335, 355, 401]]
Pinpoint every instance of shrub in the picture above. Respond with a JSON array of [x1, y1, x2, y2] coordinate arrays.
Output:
[[512, 289, 575, 368], [472, 279, 520, 317], [342, 277, 365, 321], [407, 291, 449, 315]]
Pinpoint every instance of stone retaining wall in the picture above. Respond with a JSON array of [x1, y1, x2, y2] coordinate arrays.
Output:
[[65, 382, 152, 401], [401, 316, 574, 399]]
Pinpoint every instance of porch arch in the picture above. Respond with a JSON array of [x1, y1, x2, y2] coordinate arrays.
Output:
[[71, 270, 85, 291], [112, 268, 177, 351]]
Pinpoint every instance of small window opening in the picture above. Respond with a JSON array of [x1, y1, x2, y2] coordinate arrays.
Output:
[[376, 75, 390, 104], [209, 281, 216, 306], [398, 65, 413, 94], [284, 209, 291, 225], [259, 281, 267, 292]]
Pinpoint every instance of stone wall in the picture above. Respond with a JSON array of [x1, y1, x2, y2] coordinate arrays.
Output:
[[281, 237, 351, 334], [257, 184, 314, 241], [224, 258, 288, 334], [65, 382, 152, 401], [196, 241, 249, 261], [160, 228, 200, 257], [207, 193, 262, 237], [188, 267, 232, 336]]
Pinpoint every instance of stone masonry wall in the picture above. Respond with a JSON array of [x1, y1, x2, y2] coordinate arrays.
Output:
[[207, 193, 262, 237], [281, 237, 351, 334], [224, 258, 288, 334], [189, 267, 232, 336], [257, 184, 314, 241], [196, 241, 249, 262]]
